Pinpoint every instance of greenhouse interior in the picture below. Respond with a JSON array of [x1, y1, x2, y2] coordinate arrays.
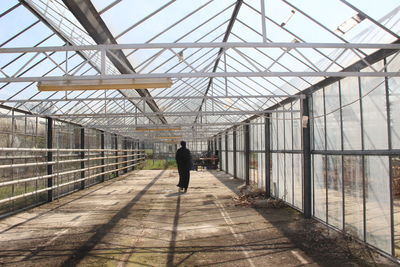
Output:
[[1, 0, 400, 265]]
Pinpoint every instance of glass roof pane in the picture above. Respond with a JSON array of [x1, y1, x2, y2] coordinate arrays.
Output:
[[95, 0, 235, 43], [1, 1, 399, 140], [0, 0, 18, 14], [0, 5, 37, 46], [345, 0, 399, 21]]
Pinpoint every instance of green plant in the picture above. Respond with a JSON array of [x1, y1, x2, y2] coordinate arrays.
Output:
[[140, 159, 177, 170]]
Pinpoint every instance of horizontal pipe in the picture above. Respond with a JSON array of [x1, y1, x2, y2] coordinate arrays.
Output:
[[1, 42, 399, 53], [1, 109, 300, 119], [0, 156, 146, 187], [0, 160, 145, 205], [0, 147, 144, 153], [87, 121, 267, 128], [0, 152, 119, 160], [0, 153, 145, 169]]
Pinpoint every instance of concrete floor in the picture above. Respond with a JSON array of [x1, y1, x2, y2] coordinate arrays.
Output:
[[0, 170, 394, 266]]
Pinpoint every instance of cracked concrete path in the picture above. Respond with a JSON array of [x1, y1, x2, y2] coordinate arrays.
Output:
[[0, 169, 392, 266]]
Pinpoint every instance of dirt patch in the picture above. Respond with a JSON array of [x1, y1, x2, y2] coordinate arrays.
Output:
[[232, 185, 286, 208], [262, 209, 399, 266], [230, 185, 397, 266]]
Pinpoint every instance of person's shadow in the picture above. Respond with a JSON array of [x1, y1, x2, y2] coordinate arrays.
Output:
[[165, 192, 185, 197]]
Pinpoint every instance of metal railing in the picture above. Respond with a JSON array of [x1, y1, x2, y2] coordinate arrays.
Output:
[[0, 147, 145, 209]]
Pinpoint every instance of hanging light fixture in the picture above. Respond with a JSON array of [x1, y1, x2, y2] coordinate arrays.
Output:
[[37, 78, 173, 91]]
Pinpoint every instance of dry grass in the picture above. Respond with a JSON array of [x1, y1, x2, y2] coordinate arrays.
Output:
[[232, 184, 286, 208]]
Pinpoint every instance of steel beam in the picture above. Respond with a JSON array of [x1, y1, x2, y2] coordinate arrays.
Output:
[[1, 70, 398, 83], [0, 109, 299, 119], [0, 95, 303, 104], [61, 0, 167, 124], [42, 109, 301, 118], [2, 42, 399, 53], [87, 121, 266, 128]]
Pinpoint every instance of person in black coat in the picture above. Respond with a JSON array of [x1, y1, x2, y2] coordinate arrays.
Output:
[[175, 141, 192, 193]]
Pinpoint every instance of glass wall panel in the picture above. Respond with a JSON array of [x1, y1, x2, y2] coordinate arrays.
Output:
[[271, 113, 278, 150], [325, 82, 341, 150], [292, 101, 302, 150], [327, 155, 343, 230], [293, 153, 303, 210], [250, 152, 257, 184], [228, 151, 234, 175], [278, 153, 285, 199], [365, 156, 391, 254], [259, 118, 265, 150], [216, 52, 398, 258], [227, 131, 234, 175], [237, 126, 244, 150], [343, 156, 364, 240], [271, 153, 278, 196], [104, 133, 115, 180], [250, 124, 255, 151], [248, 118, 265, 189], [361, 61, 388, 150], [53, 121, 81, 194], [387, 53, 400, 149], [393, 156, 400, 257], [312, 90, 325, 150], [237, 150, 245, 180], [236, 126, 245, 181], [220, 135, 225, 171], [313, 154, 326, 221], [277, 108, 284, 150], [227, 131, 233, 150], [341, 77, 362, 150], [258, 153, 265, 189], [285, 106, 292, 150], [85, 128, 102, 186], [286, 153, 293, 204]]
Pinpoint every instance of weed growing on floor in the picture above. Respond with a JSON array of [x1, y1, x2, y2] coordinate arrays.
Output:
[[232, 184, 286, 208], [140, 159, 177, 170]]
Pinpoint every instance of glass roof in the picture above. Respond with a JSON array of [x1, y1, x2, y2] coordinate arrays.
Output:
[[0, 0, 399, 142]]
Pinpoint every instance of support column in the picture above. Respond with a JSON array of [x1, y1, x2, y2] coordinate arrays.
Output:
[[133, 139, 138, 171], [244, 122, 250, 186], [225, 132, 229, 174], [233, 127, 237, 179], [80, 128, 85, 190], [114, 134, 118, 177], [219, 135, 222, 171], [265, 115, 271, 198], [100, 131, 105, 182], [124, 138, 128, 174], [47, 118, 53, 202], [302, 96, 312, 219]]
